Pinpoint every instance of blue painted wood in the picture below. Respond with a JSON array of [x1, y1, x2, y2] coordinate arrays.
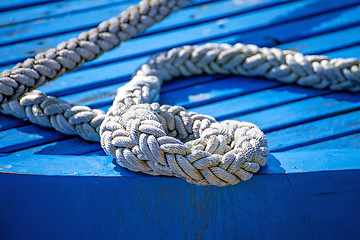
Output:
[[34, 26, 358, 101], [0, 49, 358, 153], [0, 125, 65, 153], [232, 93, 360, 132], [0, 113, 27, 131], [2, 86, 357, 155], [0, 149, 359, 176], [0, 0, 129, 26], [0, 0, 61, 12], [329, 45, 360, 58], [15, 137, 103, 156], [238, 3, 360, 47], [0, 1, 135, 46], [0, 0, 280, 46], [5, 86, 330, 156], [278, 25, 360, 55], [37, 5, 360, 96], [290, 133, 360, 151], [0, 0, 360, 238], [0, 151, 359, 239], [267, 110, 360, 152], [0, 0, 358, 158], [190, 85, 330, 120], [1, 0, 357, 69], [0, 0, 292, 68], [62, 76, 280, 109]]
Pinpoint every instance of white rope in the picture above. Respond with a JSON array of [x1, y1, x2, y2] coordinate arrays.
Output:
[[0, 0, 188, 104], [1, 0, 359, 186]]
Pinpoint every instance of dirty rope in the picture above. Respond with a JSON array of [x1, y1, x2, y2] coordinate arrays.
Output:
[[1, 0, 359, 186]]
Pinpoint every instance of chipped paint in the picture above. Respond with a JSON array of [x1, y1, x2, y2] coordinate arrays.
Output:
[[189, 93, 212, 102]]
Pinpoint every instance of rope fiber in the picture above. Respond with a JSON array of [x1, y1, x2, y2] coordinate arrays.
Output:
[[1, 0, 359, 186]]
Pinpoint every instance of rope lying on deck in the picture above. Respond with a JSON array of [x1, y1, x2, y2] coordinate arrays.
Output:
[[1, 0, 360, 186], [0, 0, 188, 104]]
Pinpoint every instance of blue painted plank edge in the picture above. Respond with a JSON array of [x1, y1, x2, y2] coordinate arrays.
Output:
[[0, 162, 359, 240], [1, 149, 359, 177]]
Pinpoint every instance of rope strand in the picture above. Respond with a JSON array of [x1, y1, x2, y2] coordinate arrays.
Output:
[[0, 0, 189, 104]]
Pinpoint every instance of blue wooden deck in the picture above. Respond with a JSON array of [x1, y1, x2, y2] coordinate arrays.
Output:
[[0, 0, 359, 239]]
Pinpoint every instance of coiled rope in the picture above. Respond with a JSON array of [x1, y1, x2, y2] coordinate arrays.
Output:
[[1, 0, 359, 186]]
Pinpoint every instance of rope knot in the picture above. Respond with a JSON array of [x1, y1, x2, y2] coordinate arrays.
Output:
[[100, 99, 268, 186]]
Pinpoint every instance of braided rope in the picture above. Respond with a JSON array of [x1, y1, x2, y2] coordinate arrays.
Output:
[[1, 1, 360, 186], [0, 0, 188, 104], [2, 43, 359, 141]]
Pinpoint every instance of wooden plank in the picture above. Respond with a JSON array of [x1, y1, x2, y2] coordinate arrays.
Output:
[[0, 0, 214, 22], [0, 0, 358, 154], [189, 85, 329, 120], [278, 25, 360, 55], [0, 0, 60, 12], [61, 76, 279, 108], [0, 1, 134, 46], [5, 91, 359, 155], [169, 27, 358, 121], [0, 151, 359, 239], [1, 1, 360, 239], [0, 0, 283, 46], [0, 0, 292, 67], [58, 23, 359, 112], [0, 41, 357, 152], [0, 0, 129, 26], [3, 88, 357, 154], [267, 110, 360, 152], [231, 92, 360, 133], [0, 125, 65, 153], [84, 3, 360, 71], [288, 133, 360, 151], [0, 39, 358, 154], [40, 56, 148, 95], [1, 149, 359, 175], [13, 85, 329, 156], [328, 45, 360, 58], [0, 114, 27, 131], [1, 0, 357, 69], [142, 0, 289, 35], [238, 3, 360, 47], [33, 7, 360, 98], [14, 137, 102, 156]]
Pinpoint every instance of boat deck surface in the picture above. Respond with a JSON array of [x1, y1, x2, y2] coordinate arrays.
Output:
[[0, 0, 359, 239]]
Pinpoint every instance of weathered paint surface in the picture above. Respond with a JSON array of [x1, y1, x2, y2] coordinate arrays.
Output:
[[1, 169, 359, 239], [0, 0, 359, 239]]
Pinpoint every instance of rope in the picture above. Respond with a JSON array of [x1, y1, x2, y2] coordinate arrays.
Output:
[[1, 0, 360, 186], [0, 0, 188, 104]]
